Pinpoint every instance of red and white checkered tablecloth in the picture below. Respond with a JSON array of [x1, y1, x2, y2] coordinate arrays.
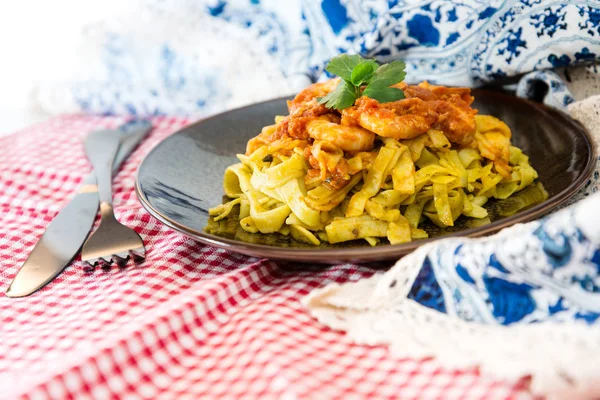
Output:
[[0, 115, 534, 399]]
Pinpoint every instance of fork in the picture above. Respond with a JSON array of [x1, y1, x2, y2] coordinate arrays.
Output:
[[80, 129, 146, 267]]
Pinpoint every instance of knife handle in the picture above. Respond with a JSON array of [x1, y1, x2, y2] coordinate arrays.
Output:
[[113, 120, 152, 173]]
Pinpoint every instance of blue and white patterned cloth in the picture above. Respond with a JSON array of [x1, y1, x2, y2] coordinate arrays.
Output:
[[37, 0, 600, 117], [407, 197, 600, 325]]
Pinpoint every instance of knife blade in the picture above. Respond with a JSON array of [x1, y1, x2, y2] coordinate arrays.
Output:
[[5, 120, 152, 297]]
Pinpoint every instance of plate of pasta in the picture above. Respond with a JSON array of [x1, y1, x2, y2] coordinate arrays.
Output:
[[136, 56, 595, 263]]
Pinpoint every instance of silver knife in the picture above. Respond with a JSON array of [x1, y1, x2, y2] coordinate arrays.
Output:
[[5, 120, 152, 297]]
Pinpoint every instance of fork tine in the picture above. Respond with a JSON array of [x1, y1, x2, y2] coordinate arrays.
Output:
[[130, 247, 146, 262], [113, 250, 130, 260], [112, 254, 129, 267], [83, 258, 100, 271], [97, 257, 114, 267], [83, 258, 101, 267]]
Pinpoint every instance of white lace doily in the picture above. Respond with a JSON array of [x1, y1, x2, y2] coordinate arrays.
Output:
[[561, 65, 600, 102]]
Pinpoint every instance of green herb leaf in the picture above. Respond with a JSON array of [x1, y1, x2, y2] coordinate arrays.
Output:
[[361, 60, 406, 103], [364, 60, 406, 90], [362, 84, 405, 103], [317, 79, 359, 110], [350, 60, 378, 86], [325, 54, 363, 81], [321, 56, 406, 110]]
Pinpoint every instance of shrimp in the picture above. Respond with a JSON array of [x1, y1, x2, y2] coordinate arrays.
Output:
[[342, 97, 438, 140], [416, 81, 474, 105], [399, 82, 477, 144], [395, 81, 474, 105], [276, 100, 330, 140], [395, 82, 437, 101], [343, 85, 477, 144], [306, 115, 376, 152], [430, 100, 477, 145], [288, 79, 340, 113]]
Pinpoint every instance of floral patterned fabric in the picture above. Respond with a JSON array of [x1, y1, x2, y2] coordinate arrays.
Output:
[[36, 0, 600, 118], [407, 198, 600, 325]]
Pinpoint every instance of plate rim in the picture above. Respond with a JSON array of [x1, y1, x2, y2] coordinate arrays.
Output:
[[135, 91, 597, 263]]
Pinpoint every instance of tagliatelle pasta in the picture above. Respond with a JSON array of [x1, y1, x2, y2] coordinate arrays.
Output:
[[207, 79, 544, 246]]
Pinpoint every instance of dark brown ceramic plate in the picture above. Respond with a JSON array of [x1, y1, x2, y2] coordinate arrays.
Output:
[[135, 90, 596, 264]]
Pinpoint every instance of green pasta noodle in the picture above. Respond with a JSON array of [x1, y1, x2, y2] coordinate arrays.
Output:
[[209, 85, 546, 247]]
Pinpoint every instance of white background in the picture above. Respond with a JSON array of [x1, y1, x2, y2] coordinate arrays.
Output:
[[0, 1, 128, 136]]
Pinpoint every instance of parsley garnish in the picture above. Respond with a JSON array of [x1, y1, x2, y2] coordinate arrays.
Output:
[[318, 54, 406, 110]]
